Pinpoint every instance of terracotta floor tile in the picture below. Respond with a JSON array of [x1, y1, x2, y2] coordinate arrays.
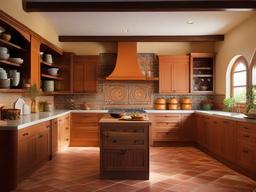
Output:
[[16, 147, 256, 192]]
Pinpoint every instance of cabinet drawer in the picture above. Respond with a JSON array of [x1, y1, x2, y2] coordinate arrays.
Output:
[[153, 131, 179, 141], [72, 113, 99, 123], [104, 126, 145, 133], [102, 131, 145, 148], [101, 149, 147, 171], [237, 122, 256, 134], [152, 114, 181, 122], [152, 121, 180, 130], [238, 143, 256, 172], [238, 131, 256, 146], [18, 121, 50, 141]]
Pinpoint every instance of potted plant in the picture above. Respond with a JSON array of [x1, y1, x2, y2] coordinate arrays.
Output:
[[245, 86, 256, 118], [223, 97, 235, 112], [24, 84, 41, 113], [200, 99, 213, 110]]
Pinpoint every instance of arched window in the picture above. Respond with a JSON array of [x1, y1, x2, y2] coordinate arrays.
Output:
[[231, 57, 248, 103]]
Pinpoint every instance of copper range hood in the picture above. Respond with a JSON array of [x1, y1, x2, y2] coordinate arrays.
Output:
[[106, 42, 145, 80]]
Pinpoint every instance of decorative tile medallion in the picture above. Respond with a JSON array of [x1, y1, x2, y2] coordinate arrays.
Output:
[[104, 83, 129, 105]]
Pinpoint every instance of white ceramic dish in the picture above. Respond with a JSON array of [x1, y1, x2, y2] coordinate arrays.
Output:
[[0, 47, 8, 54], [0, 52, 10, 60], [8, 58, 24, 64], [47, 68, 59, 76]]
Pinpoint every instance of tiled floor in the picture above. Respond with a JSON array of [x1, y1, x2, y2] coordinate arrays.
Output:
[[16, 147, 256, 192]]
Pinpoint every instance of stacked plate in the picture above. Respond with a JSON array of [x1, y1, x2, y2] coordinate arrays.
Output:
[[9, 70, 20, 87], [0, 47, 10, 60], [0, 68, 10, 88]]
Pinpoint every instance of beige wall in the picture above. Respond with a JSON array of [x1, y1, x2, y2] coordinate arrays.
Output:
[[215, 13, 256, 95], [0, 0, 60, 46], [61, 42, 214, 55]]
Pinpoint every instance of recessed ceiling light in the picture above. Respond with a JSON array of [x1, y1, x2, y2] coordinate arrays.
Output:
[[187, 20, 194, 24]]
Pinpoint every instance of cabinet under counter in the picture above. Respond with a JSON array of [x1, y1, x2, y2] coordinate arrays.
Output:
[[99, 115, 151, 180]]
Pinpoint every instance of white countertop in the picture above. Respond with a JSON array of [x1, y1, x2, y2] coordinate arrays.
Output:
[[0, 109, 255, 130]]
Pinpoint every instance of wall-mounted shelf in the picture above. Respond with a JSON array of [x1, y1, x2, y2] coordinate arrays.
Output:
[[41, 74, 64, 81], [0, 59, 23, 67], [0, 88, 26, 93], [41, 61, 64, 69], [0, 39, 24, 51]]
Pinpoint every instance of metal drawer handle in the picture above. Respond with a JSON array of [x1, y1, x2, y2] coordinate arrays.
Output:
[[120, 149, 127, 154], [243, 150, 249, 154], [38, 135, 43, 138], [113, 140, 117, 143], [243, 126, 249, 129], [46, 125, 50, 129], [22, 133, 29, 136], [243, 135, 250, 138], [66, 127, 69, 130], [66, 138, 69, 141]]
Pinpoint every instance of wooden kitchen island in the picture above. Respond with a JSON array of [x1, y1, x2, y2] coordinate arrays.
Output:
[[99, 116, 151, 180]]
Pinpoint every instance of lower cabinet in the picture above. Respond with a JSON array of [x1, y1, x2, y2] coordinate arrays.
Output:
[[237, 121, 256, 176], [57, 114, 70, 151], [196, 113, 256, 179], [18, 121, 50, 180], [70, 113, 103, 146], [100, 123, 149, 179]]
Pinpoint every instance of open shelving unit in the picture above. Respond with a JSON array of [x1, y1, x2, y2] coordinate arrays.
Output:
[[0, 19, 30, 93], [190, 53, 215, 93]]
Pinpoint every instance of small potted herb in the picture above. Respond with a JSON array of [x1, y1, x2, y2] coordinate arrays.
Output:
[[223, 97, 235, 112]]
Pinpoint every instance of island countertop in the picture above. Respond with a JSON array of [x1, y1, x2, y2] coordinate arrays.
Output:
[[99, 115, 151, 124]]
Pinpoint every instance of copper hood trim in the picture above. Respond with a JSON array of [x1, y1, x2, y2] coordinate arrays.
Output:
[[106, 42, 146, 80]]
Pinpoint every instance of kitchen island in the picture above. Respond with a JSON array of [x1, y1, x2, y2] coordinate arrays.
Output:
[[99, 115, 151, 180]]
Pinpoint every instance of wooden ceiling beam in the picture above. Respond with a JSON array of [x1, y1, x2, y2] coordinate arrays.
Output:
[[23, 1, 256, 12], [58, 35, 224, 42]]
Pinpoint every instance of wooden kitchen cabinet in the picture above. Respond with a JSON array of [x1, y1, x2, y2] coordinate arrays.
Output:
[[207, 117, 222, 156], [150, 114, 182, 145], [50, 119, 58, 158], [71, 113, 103, 146], [99, 121, 150, 179], [220, 119, 237, 163], [73, 55, 98, 93], [237, 121, 256, 176], [18, 121, 50, 179], [195, 115, 209, 148], [159, 55, 189, 93], [57, 114, 70, 151], [181, 114, 195, 142]]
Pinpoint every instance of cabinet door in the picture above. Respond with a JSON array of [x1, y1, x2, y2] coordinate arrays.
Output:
[[101, 149, 147, 171], [181, 114, 195, 142], [51, 119, 58, 157], [159, 56, 172, 93], [172, 56, 189, 93], [18, 135, 37, 178], [73, 56, 98, 93], [36, 131, 49, 164], [221, 119, 237, 163], [159, 56, 189, 93], [73, 60, 84, 93], [71, 113, 99, 146], [84, 57, 98, 93], [208, 118, 222, 156]]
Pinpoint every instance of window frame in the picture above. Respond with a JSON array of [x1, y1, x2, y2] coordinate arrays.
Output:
[[230, 57, 249, 104]]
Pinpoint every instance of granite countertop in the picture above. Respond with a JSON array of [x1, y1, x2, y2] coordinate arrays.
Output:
[[0, 109, 255, 130]]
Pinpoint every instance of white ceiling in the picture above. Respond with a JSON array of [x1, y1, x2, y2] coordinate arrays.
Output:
[[42, 11, 254, 36]]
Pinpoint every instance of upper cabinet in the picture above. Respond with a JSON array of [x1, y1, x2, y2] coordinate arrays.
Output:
[[0, 12, 31, 92], [73, 55, 98, 93], [190, 53, 215, 93], [159, 55, 189, 94]]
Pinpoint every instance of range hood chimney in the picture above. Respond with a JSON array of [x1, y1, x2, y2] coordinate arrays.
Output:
[[106, 42, 145, 80]]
